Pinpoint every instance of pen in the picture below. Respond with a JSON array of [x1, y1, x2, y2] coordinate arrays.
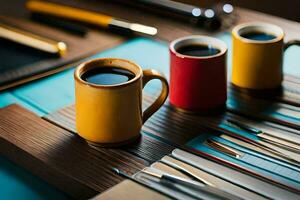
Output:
[[220, 134, 300, 171], [142, 170, 242, 200], [26, 0, 157, 36], [158, 159, 215, 186], [205, 139, 244, 158], [112, 168, 176, 200], [226, 119, 300, 152], [0, 23, 67, 56], [117, 0, 234, 30], [176, 148, 300, 195], [136, 0, 221, 28], [221, 124, 300, 166], [159, 155, 267, 200]]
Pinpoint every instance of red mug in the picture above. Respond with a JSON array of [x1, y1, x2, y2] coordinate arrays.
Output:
[[169, 35, 227, 112]]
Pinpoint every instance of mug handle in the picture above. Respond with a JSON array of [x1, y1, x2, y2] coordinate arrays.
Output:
[[142, 69, 169, 124], [284, 40, 300, 50]]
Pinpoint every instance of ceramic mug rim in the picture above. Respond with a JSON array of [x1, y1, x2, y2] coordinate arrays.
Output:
[[74, 58, 143, 89], [232, 22, 284, 44], [169, 35, 227, 59]]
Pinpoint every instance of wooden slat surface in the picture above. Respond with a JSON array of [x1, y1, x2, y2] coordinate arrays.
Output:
[[142, 95, 300, 138], [144, 75, 300, 132], [44, 105, 176, 163], [0, 104, 152, 199], [44, 76, 300, 144], [45, 90, 300, 150]]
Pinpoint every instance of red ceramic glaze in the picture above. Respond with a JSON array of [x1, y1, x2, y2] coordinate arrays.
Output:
[[169, 36, 227, 111]]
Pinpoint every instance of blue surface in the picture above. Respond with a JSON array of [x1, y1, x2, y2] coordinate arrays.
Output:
[[0, 157, 69, 200], [1, 34, 300, 199], [0, 38, 169, 116]]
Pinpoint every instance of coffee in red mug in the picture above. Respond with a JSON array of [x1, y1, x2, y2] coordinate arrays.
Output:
[[169, 35, 227, 113]]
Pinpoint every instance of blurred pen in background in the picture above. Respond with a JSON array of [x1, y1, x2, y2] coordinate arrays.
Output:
[[26, 0, 158, 36], [0, 23, 67, 56], [115, 0, 235, 30]]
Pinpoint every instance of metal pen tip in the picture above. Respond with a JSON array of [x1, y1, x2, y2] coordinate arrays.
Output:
[[112, 167, 132, 179], [57, 41, 67, 56], [130, 23, 158, 35], [112, 167, 120, 175], [110, 19, 157, 36]]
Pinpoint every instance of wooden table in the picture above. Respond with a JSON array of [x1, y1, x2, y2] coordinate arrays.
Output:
[[1, 1, 300, 200]]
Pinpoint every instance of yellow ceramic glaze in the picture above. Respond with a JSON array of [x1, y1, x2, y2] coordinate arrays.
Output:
[[74, 58, 168, 145], [232, 22, 284, 89]]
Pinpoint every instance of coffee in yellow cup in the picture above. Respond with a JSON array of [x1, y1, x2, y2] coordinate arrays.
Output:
[[74, 58, 169, 146], [232, 22, 300, 90]]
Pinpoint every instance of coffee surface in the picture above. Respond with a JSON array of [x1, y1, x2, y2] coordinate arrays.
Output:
[[241, 31, 277, 41], [176, 44, 221, 57], [81, 67, 135, 85]]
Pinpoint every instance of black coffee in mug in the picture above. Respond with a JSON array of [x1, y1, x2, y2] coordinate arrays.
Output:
[[241, 31, 277, 41], [177, 44, 221, 57], [81, 67, 135, 85]]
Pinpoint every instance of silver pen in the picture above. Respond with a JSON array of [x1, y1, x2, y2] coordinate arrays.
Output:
[[226, 119, 300, 152], [142, 170, 243, 200]]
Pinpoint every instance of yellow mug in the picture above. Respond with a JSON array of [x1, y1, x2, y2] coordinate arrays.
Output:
[[232, 22, 300, 90], [74, 58, 169, 146]]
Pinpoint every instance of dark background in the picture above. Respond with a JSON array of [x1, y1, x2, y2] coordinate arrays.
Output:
[[178, 0, 300, 22], [1, 1, 300, 23]]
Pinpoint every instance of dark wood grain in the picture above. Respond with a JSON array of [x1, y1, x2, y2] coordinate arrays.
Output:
[[45, 102, 203, 147], [45, 91, 300, 153], [44, 105, 175, 163], [44, 70, 300, 148], [144, 76, 300, 132], [143, 95, 300, 140], [0, 104, 150, 199]]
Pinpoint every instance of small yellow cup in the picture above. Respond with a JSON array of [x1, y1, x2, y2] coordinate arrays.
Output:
[[232, 22, 300, 90], [74, 58, 169, 146]]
